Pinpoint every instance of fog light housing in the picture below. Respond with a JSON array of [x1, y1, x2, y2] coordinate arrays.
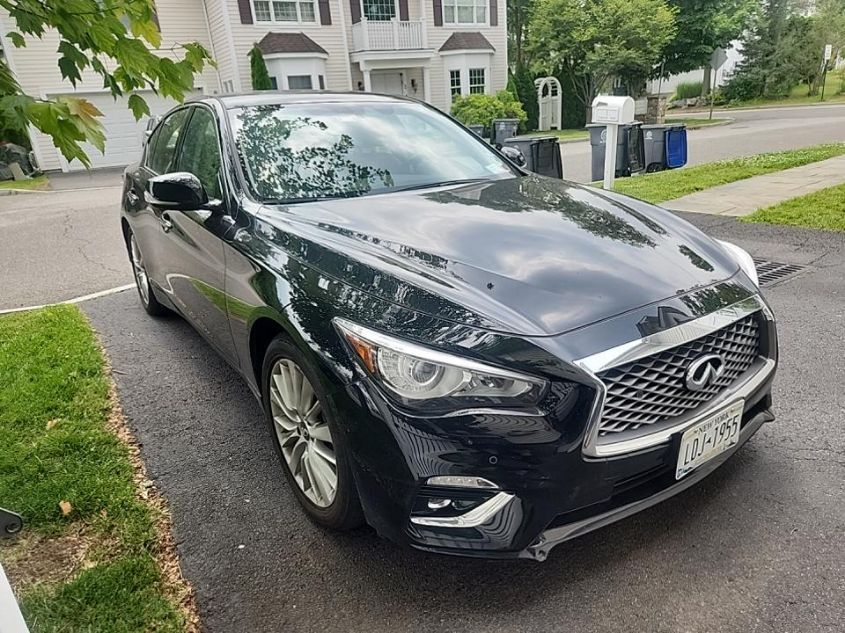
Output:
[[409, 477, 513, 528]]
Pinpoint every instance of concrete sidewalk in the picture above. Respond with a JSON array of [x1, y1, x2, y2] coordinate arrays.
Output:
[[663, 154, 845, 216]]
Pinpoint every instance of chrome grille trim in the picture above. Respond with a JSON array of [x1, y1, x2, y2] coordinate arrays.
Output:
[[597, 315, 759, 435], [575, 294, 775, 457]]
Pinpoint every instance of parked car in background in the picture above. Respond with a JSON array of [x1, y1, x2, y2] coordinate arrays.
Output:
[[120, 92, 777, 561]]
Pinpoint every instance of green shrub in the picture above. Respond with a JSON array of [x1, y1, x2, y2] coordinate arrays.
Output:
[[249, 44, 273, 91], [674, 81, 702, 100], [450, 90, 527, 134]]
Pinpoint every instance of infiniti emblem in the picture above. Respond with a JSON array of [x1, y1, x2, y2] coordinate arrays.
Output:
[[685, 354, 725, 391]]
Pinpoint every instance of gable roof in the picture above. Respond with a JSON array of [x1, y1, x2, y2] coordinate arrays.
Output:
[[257, 32, 328, 56], [438, 32, 495, 53]]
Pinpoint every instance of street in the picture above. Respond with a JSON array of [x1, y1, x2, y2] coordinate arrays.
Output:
[[562, 103, 845, 182], [81, 214, 845, 633], [2, 104, 845, 310]]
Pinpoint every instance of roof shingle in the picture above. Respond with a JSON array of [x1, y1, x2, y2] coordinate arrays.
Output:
[[438, 32, 495, 53], [257, 32, 328, 56]]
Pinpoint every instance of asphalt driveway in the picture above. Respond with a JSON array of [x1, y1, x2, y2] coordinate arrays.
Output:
[[82, 215, 845, 633]]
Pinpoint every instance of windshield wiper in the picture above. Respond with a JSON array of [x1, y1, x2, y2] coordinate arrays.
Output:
[[262, 191, 366, 205], [387, 178, 489, 193]]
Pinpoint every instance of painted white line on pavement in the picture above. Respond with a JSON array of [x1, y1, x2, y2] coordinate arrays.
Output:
[[0, 563, 29, 633], [0, 284, 136, 316]]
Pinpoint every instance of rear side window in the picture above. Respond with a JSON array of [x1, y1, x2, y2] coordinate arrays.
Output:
[[147, 108, 191, 174]]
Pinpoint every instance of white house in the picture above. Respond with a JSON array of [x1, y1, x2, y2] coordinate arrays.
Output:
[[0, 0, 508, 172]]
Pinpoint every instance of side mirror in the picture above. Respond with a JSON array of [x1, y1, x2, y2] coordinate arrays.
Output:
[[501, 145, 527, 168], [146, 172, 208, 211]]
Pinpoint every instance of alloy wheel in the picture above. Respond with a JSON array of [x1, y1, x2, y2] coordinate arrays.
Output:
[[269, 359, 338, 507], [130, 234, 150, 306]]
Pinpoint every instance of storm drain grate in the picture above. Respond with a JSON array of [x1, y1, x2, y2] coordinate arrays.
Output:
[[753, 259, 807, 287]]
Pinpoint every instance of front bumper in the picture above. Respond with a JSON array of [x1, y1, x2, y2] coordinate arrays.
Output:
[[337, 355, 775, 561], [331, 294, 777, 562]]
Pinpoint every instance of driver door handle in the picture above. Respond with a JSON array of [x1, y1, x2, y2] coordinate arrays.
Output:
[[126, 190, 140, 205], [160, 212, 173, 233]]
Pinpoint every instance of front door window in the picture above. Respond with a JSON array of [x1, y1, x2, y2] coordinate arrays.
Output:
[[363, 0, 395, 20]]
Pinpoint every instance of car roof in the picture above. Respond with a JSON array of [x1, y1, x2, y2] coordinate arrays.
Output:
[[189, 91, 414, 109]]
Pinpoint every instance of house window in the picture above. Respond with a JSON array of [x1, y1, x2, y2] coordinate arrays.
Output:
[[222, 80, 235, 93], [318, 75, 325, 89], [449, 70, 462, 98], [469, 68, 486, 94], [443, 0, 486, 24], [270, 76, 279, 89], [288, 75, 314, 89], [253, 0, 317, 23], [363, 0, 396, 20]]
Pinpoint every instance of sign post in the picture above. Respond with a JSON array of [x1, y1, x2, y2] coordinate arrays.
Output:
[[821, 44, 833, 101], [591, 96, 635, 190], [709, 48, 728, 120]]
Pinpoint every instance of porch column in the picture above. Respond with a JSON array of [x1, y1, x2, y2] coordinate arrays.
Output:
[[363, 68, 372, 92], [422, 66, 431, 103]]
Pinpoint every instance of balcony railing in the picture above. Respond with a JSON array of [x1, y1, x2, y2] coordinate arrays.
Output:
[[351, 18, 426, 51]]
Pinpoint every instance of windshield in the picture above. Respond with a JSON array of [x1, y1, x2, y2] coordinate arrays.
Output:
[[228, 101, 516, 203]]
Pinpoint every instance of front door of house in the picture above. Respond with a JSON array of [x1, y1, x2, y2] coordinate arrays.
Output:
[[371, 72, 405, 96]]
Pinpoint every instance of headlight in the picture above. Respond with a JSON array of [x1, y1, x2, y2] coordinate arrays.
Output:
[[717, 240, 759, 287], [334, 318, 547, 412]]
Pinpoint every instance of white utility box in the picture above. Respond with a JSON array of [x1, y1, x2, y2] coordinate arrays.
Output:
[[591, 95, 635, 125], [591, 95, 636, 189]]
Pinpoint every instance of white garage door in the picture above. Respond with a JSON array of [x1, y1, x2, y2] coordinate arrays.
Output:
[[50, 90, 201, 171]]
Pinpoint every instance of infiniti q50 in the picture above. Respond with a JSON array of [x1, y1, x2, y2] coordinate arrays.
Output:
[[120, 93, 777, 561]]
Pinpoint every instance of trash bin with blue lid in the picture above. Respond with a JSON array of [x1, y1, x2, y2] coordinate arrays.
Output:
[[665, 124, 688, 169], [642, 123, 687, 171]]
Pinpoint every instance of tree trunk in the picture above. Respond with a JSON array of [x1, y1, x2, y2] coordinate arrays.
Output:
[[702, 66, 712, 97]]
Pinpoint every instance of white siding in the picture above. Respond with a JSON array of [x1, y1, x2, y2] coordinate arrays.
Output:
[[340, 0, 508, 111], [225, 0, 352, 91], [1, 0, 218, 171]]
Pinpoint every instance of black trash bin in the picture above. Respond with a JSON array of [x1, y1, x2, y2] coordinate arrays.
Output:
[[491, 118, 520, 147], [642, 123, 687, 172], [502, 137, 563, 178], [587, 122, 645, 181], [467, 124, 485, 137]]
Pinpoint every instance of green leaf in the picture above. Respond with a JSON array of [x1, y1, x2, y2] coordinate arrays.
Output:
[[127, 94, 150, 120], [7, 32, 25, 48], [58, 56, 82, 86]]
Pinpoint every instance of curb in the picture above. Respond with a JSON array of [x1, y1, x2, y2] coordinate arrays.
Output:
[[0, 284, 135, 316], [0, 187, 52, 196]]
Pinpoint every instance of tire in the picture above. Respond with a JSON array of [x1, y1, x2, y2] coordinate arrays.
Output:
[[261, 335, 364, 531], [127, 231, 170, 317]]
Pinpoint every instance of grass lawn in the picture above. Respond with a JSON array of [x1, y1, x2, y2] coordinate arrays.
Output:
[[0, 175, 50, 191], [0, 306, 192, 632], [611, 143, 845, 204], [743, 182, 845, 231]]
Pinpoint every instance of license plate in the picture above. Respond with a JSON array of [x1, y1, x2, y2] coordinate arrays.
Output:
[[676, 400, 744, 480]]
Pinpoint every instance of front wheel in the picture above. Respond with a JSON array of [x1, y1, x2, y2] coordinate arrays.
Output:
[[261, 336, 364, 531], [128, 231, 169, 316]]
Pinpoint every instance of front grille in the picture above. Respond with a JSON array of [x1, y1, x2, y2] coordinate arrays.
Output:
[[596, 314, 761, 436]]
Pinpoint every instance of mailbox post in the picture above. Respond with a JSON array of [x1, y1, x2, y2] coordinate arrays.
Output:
[[591, 95, 635, 190]]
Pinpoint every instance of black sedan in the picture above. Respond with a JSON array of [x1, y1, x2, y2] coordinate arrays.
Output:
[[121, 93, 777, 561]]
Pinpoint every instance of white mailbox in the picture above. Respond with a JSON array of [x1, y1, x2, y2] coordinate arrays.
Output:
[[591, 95, 636, 190], [591, 95, 635, 125]]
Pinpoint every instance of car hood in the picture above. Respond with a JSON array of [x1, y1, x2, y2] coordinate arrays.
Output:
[[261, 176, 741, 336]]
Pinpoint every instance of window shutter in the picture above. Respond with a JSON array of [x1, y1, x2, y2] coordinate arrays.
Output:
[[398, 0, 409, 20], [350, 0, 361, 23], [432, 0, 442, 26], [319, 0, 332, 24], [238, 0, 254, 24], [489, 0, 497, 26]]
